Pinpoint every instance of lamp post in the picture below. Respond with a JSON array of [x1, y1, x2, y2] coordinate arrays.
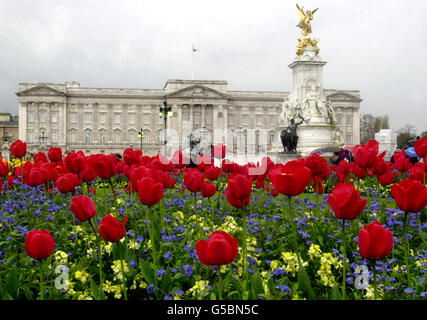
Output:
[[159, 100, 173, 146], [137, 128, 145, 151]]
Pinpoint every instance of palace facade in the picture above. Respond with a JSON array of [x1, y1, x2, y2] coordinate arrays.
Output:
[[17, 79, 361, 157]]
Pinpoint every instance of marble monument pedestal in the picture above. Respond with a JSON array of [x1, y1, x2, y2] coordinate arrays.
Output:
[[296, 122, 338, 157]]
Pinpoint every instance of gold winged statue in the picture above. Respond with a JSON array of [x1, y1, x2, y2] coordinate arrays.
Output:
[[295, 4, 320, 56], [296, 4, 318, 36]]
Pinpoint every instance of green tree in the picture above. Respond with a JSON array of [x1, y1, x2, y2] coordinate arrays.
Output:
[[396, 124, 417, 148]]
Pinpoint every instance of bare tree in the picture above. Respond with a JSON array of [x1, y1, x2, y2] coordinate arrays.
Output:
[[397, 123, 417, 148], [360, 114, 377, 144]]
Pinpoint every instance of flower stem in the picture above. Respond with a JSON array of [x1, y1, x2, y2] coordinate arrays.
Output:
[[89, 219, 105, 300], [217, 269, 223, 300], [39, 260, 44, 300], [241, 207, 248, 296], [341, 219, 347, 299], [402, 211, 412, 285], [371, 260, 378, 300], [119, 241, 128, 300]]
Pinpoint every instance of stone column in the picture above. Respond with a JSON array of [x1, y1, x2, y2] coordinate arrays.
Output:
[[201, 104, 206, 128], [18, 102, 27, 141]]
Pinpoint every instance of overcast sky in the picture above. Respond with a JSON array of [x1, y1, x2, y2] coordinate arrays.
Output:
[[0, 0, 426, 132]]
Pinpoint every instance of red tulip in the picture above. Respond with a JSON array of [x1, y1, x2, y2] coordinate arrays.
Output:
[[328, 182, 367, 220], [0, 158, 9, 177], [11, 140, 27, 158], [137, 177, 164, 206], [71, 195, 96, 222], [268, 160, 311, 197], [201, 181, 217, 198], [99, 214, 128, 242], [34, 152, 48, 164], [92, 154, 115, 179], [393, 150, 410, 173], [25, 229, 55, 260], [336, 160, 350, 182], [358, 221, 393, 260], [212, 144, 226, 159], [28, 167, 44, 187], [56, 173, 80, 193], [353, 140, 379, 169], [196, 231, 238, 266], [379, 169, 397, 186], [221, 159, 234, 173], [64, 152, 86, 174], [311, 176, 324, 194], [48, 147, 62, 162], [204, 165, 220, 180], [226, 174, 252, 208], [171, 150, 189, 168], [184, 170, 205, 193], [371, 152, 388, 177], [391, 179, 427, 213], [79, 163, 97, 182], [414, 137, 427, 159], [305, 153, 330, 179], [123, 148, 142, 166]]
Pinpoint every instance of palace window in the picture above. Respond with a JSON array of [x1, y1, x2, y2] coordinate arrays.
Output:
[[100, 132, 106, 145], [228, 115, 234, 126], [269, 131, 276, 145], [28, 131, 34, 143], [51, 131, 57, 143], [71, 113, 77, 123], [206, 111, 213, 125], [346, 134, 352, 144], [28, 111, 34, 122], [51, 111, 57, 123], [129, 132, 135, 143], [241, 114, 249, 126], [269, 115, 276, 125], [129, 114, 135, 125], [114, 113, 121, 124], [143, 114, 150, 125], [70, 132, 76, 144], [100, 113, 106, 124], [85, 113, 92, 124], [194, 113, 200, 125], [39, 110, 46, 122], [336, 115, 342, 125], [115, 132, 121, 144], [256, 115, 264, 126], [183, 111, 190, 121], [85, 130, 91, 144], [346, 116, 352, 127]]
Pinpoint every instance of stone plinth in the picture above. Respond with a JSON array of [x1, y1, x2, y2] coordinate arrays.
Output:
[[296, 124, 338, 157], [375, 129, 397, 161]]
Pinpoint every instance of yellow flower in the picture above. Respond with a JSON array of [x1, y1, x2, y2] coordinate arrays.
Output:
[[75, 270, 89, 284], [188, 280, 210, 299], [111, 260, 130, 281], [54, 250, 69, 264], [308, 244, 322, 260]]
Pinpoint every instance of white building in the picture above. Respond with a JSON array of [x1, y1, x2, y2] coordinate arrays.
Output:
[[17, 79, 361, 157]]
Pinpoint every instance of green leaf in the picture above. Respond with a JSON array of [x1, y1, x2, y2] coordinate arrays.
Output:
[[140, 259, 154, 284], [210, 292, 216, 300], [330, 285, 341, 300], [89, 276, 100, 300], [297, 264, 315, 300], [5, 269, 18, 298], [251, 271, 264, 297]]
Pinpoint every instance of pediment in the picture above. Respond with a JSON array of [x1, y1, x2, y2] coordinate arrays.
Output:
[[327, 91, 361, 102], [165, 84, 228, 99], [16, 84, 66, 97]]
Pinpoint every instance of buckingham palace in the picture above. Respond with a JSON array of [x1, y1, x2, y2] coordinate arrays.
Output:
[[16, 79, 361, 158]]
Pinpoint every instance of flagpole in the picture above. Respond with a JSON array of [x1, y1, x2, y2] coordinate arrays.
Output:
[[191, 44, 195, 80]]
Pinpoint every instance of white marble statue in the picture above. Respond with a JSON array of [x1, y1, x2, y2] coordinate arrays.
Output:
[[279, 91, 298, 125]]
